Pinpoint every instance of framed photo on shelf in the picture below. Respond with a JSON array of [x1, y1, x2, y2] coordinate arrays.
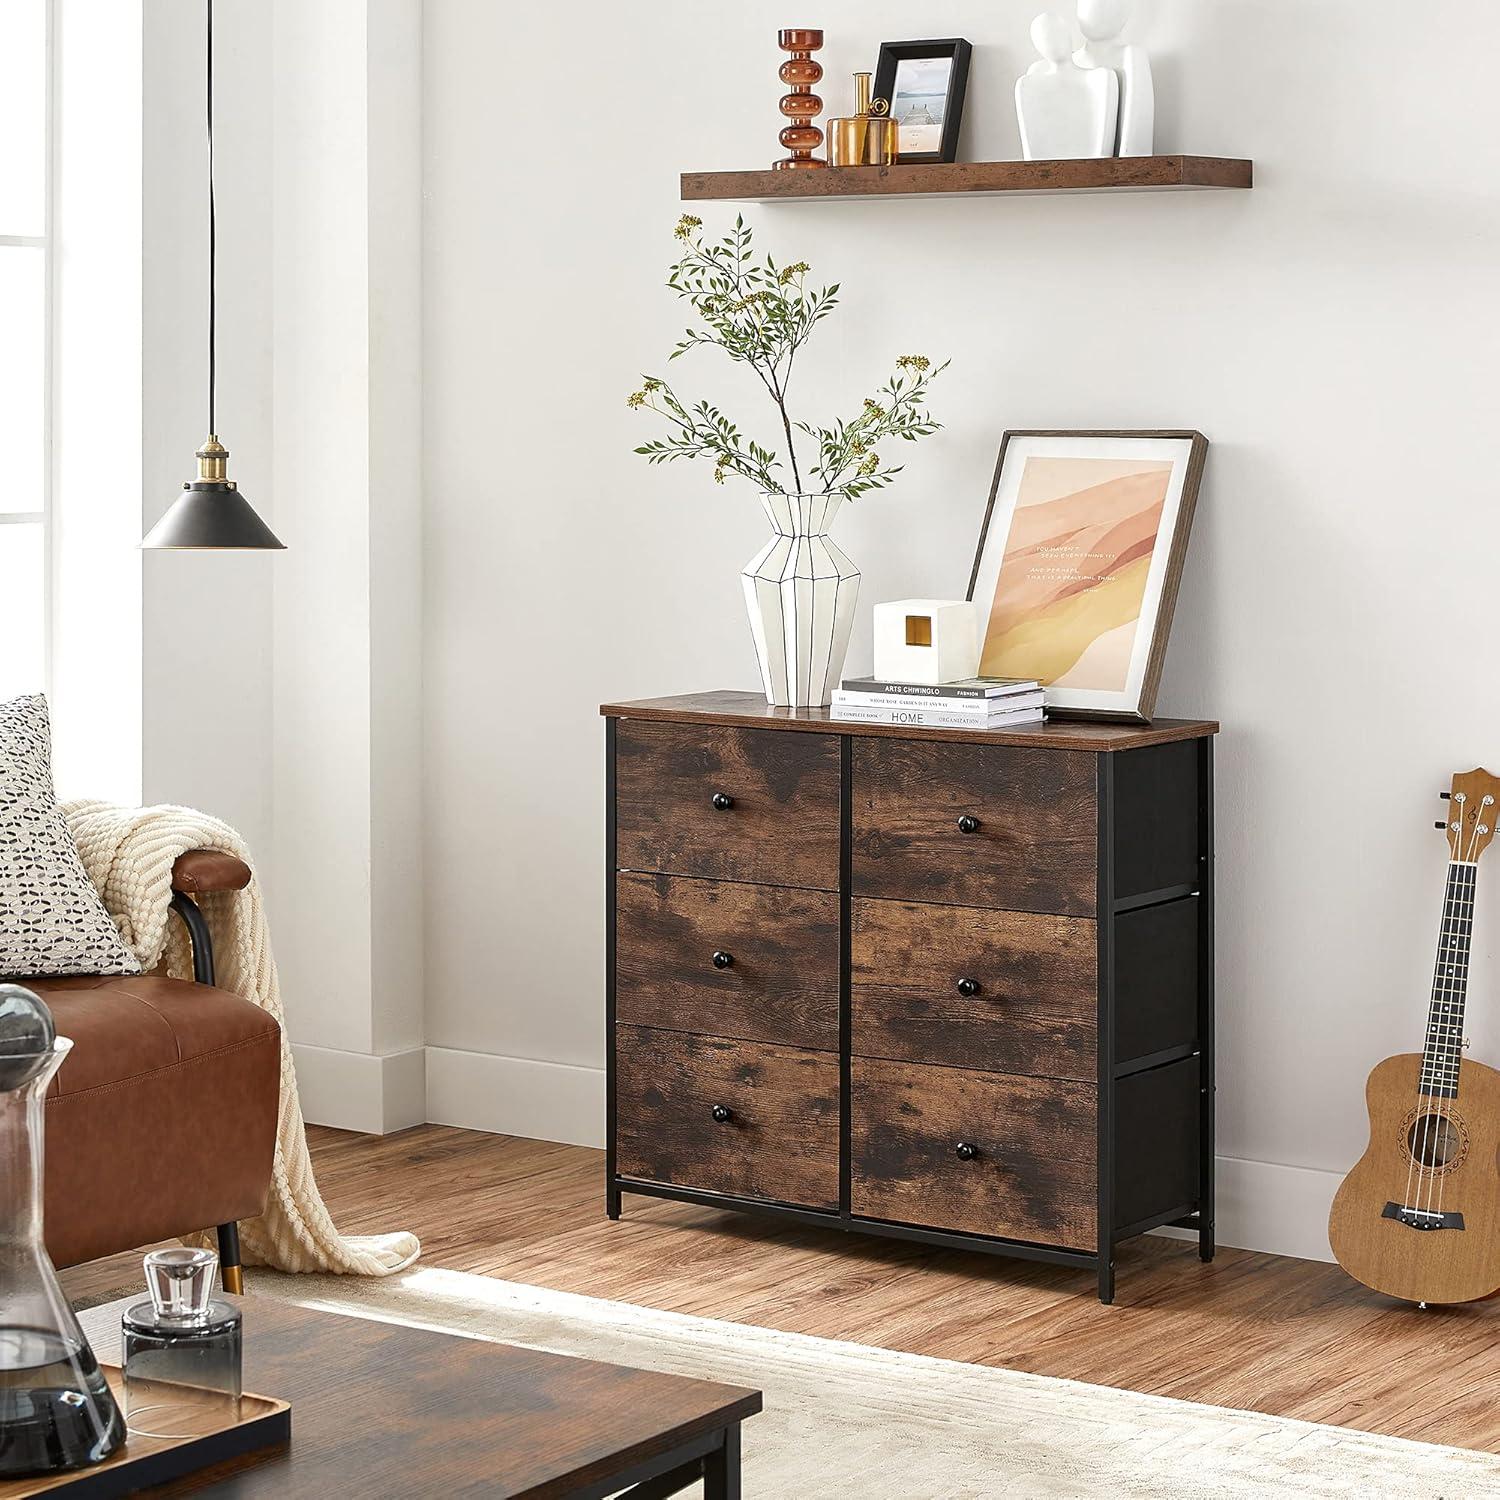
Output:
[[966, 430, 1208, 722], [873, 39, 971, 164]]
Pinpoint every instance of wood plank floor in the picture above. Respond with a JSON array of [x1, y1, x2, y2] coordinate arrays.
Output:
[[62, 1123, 1500, 1454]]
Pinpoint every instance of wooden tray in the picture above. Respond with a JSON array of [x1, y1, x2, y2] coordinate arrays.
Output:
[[0, 1366, 290, 1498]]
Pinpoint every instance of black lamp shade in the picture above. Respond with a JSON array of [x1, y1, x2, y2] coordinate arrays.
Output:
[[148, 8, 283, 554], [142, 482, 285, 550]]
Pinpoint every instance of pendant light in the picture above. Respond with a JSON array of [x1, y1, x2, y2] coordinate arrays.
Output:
[[143, 0, 283, 551]]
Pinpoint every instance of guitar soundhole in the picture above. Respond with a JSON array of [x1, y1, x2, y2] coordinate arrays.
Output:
[[1406, 1114, 1463, 1170]]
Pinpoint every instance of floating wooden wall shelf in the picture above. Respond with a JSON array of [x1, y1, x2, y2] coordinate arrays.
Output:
[[682, 155, 1252, 203]]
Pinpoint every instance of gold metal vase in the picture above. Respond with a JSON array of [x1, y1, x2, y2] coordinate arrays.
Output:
[[828, 72, 899, 168]]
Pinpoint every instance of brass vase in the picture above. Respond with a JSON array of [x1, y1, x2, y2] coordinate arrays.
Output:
[[828, 71, 898, 168]]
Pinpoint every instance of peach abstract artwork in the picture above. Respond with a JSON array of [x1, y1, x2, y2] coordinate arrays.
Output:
[[979, 457, 1171, 689]]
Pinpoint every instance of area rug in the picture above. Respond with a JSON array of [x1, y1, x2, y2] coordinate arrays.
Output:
[[238, 1265, 1500, 1497]]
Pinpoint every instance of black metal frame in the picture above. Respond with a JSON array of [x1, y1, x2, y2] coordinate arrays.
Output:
[[838, 738, 854, 1214], [1155, 738, 1217, 1260], [1193, 737, 1217, 1261], [603, 721, 1216, 1305], [570, 1422, 743, 1500], [609, 1177, 1099, 1272], [606, 718, 621, 1221], [169, 888, 244, 1292], [1096, 756, 1117, 1302], [170, 890, 215, 984]]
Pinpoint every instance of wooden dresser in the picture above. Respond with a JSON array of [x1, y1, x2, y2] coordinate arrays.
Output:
[[601, 690, 1218, 1303]]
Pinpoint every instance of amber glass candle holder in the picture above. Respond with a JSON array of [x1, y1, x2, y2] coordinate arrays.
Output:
[[774, 29, 827, 169]]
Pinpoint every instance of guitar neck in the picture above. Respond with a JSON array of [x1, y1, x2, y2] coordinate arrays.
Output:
[[1420, 860, 1477, 1098]]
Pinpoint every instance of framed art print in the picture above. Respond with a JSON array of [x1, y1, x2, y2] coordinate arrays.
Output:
[[873, 39, 971, 164], [966, 430, 1208, 722]]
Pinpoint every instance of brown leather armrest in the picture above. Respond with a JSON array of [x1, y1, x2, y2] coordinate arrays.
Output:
[[171, 849, 252, 895]]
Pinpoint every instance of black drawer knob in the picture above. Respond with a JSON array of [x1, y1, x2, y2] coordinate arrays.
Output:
[[711, 1104, 733, 1124], [955, 1141, 979, 1162], [956, 977, 981, 998], [712, 950, 734, 970], [711, 792, 735, 811], [956, 814, 981, 835]]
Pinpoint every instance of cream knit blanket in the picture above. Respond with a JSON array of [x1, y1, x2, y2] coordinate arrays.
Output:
[[62, 800, 420, 1277]]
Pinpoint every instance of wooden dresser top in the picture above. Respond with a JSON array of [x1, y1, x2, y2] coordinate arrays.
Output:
[[601, 690, 1218, 753]]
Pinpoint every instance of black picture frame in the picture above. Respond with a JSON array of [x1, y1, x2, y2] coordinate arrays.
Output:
[[873, 38, 972, 165]]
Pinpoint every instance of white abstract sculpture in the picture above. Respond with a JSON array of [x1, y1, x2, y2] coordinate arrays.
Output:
[[1075, 0, 1154, 157], [1016, 13, 1119, 162]]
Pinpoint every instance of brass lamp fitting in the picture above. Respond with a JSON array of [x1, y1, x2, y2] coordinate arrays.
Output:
[[195, 434, 234, 488]]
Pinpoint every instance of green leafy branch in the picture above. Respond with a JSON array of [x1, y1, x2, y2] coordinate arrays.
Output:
[[797, 355, 949, 499], [627, 214, 946, 499], [630, 378, 781, 490]]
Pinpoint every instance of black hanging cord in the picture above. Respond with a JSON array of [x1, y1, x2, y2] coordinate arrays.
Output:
[[207, 0, 216, 437]]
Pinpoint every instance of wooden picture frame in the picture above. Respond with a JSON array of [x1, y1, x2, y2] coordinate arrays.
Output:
[[966, 430, 1208, 722], [873, 39, 972, 165]]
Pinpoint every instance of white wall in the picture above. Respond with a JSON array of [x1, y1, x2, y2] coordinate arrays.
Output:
[[140, 0, 275, 855], [421, 0, 1500, 1259], [270, 0, 426, 1133], [51, 0, 274, 838], [51, 1, 423, 1135]]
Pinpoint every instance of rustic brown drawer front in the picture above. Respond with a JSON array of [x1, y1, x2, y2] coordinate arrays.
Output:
[[604, 694, 1219, 1303], [851, 899, 1097, 1081], [616, 873, 839, 1050], [851, 1057, 1097, 1248], [851, 739, 1097, 914], [616, 1026, 839, 1210], [616, 720, 840, 889]]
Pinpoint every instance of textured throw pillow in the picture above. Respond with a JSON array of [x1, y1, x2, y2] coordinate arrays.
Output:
[[0, 694, 140, 977]]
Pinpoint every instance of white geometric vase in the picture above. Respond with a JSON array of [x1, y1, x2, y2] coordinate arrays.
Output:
[[741, 491, 860, 708]]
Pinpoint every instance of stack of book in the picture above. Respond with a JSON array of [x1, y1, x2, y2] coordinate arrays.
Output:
[[830, 677, 1045, 730]]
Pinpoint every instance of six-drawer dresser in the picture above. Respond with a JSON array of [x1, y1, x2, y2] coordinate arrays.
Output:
[[602, 690, 1219, 1303]]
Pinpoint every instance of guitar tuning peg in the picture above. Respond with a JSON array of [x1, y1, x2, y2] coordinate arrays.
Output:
[[1436, 820, 1448, 830], [1440, 791, 1452, 800]]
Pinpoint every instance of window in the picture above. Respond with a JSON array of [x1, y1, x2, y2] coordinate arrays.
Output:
[[0, 0, 50, 700]]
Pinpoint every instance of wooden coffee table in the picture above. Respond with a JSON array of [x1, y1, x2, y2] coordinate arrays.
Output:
[[81, 1294, 761, 1497]]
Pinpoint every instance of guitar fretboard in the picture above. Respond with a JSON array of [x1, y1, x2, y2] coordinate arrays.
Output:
[[1420, 860, 1476, 1098]]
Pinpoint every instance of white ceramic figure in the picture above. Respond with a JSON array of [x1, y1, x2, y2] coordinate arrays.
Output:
[[1074, 0, 1154, 157], [1016, 13, 1119, 161]]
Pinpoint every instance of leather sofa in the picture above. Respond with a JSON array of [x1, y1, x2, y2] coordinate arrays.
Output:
[[21, 849, 281, 1290]]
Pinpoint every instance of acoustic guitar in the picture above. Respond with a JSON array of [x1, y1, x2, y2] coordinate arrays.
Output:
[[1329, 769, 1500, 1305]]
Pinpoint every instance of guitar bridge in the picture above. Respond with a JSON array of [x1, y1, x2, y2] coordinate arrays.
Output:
[[1383, 1202, 1465, 1231]]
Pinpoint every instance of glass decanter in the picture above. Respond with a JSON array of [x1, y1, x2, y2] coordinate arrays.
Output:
[[0, 985, 126, 1477], [122, 1248, 242, 1438]]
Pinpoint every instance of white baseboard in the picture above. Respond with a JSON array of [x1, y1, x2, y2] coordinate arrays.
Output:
[[425, 1047, 606, 1149], [1153, 1155, 1339, 1263], [413, 1049, 1342, 1263], [292, 1043, 427, 1135]]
